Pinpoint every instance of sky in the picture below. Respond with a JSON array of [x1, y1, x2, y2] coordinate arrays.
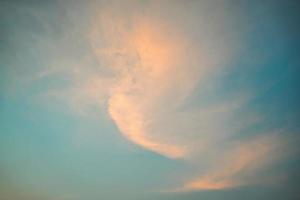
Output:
[[0, 0, 300, 200]]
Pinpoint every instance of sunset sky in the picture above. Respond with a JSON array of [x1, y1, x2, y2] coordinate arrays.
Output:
[[0, 0, 300, 200]]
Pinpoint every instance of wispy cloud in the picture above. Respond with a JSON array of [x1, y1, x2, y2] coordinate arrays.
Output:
[[180, 134, 288, 191], [86, 1, 296, 191], [88, 0, 239, 159], [7, 0, 297, 192]]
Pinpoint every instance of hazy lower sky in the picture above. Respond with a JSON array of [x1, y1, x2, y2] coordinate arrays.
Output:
[[1, 0, 300, 200]]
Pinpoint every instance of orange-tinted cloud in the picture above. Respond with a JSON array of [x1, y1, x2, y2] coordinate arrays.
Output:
[[88, 4, 197, 158], [63, 1, 294, 192], [180, 135, 288, 191], [88, 1, 239, 159], [3, 0, 297, 194]]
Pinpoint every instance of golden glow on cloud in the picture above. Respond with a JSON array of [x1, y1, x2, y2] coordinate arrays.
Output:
[[108, 92, 186, 158], [90, 8, 189, 158], [184, 179, 234, 190], [86, 1, 291, 192], [181, 135, 284, 191], [4, 0, 297, 196]]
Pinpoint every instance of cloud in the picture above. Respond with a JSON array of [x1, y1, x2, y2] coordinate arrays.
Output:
[[5, 0, 297, 192], [180, 134, 288, 191], [88, 0, 240, 158], [86, 1, 295, 191], [91, 9, 193, 158]]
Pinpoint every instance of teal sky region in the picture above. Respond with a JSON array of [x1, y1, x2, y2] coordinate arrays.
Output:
[[0, 1, 300, 200]]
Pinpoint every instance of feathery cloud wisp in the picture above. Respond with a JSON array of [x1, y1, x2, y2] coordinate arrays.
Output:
[[89, 1, 237, 159], [15, 0, 295, 192], [86, 1, 293, 190], [180, 135, 287, 191]]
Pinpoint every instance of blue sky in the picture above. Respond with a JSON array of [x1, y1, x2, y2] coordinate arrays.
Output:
[[1, 1, 300, 200]]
